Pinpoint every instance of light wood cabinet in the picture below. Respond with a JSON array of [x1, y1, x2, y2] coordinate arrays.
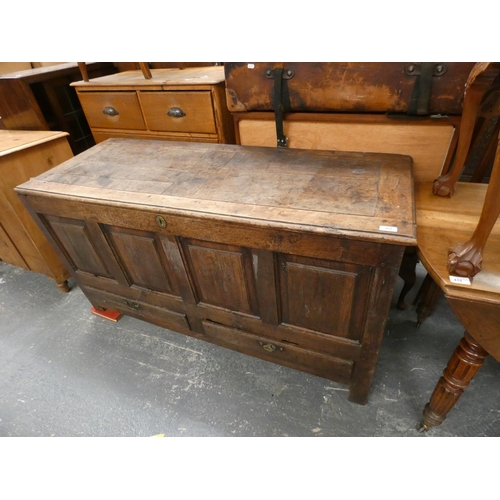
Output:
[[71, 67, 235, 145], [0, 62, 117, 155], [234, 112, 459, 185], [16, 139, 416, 404], [0, 130, 72, 290]]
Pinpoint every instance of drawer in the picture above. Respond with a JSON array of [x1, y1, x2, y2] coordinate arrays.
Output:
[[201, 320, 353, 384], [139, 91, 216, 134], [78, 91, 147, 130], [83, 285, 191, 334]]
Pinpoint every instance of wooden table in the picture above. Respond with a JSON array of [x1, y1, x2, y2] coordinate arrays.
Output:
[[16, 139, 416, 404], [0, 130, 72, 290], [415, 181, 500, 429]]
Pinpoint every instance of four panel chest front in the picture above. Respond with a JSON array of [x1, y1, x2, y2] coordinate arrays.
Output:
[[16, 139, 416, 404]]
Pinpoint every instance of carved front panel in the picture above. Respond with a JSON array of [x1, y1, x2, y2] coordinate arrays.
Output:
[[180, 238, 259, 316], [103, 226, 176, 295], [278, 254, 372, 340], [43, 215, 113, 278]]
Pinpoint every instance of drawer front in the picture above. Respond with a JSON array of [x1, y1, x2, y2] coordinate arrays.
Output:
[[202, 320, 353, 384], [139, 91, 216, 133], [78, 91, 146, 130], [83, 285, 191, 334]]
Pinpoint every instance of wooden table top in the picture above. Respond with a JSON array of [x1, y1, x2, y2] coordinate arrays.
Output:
[[16, 139, 416, 245], [0, 130, 69, 157], [416, 181, 500, 303], [70, 66, 225, 88]]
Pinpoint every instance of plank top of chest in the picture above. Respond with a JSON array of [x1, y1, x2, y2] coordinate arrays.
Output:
[[70, 66, 225, 89], [17, 139, 416, 245]]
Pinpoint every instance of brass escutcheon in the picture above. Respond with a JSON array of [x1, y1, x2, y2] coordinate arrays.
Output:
[[155, 215, 167, 228]]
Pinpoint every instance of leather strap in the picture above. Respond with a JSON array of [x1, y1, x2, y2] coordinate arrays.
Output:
[[408, 62, 435, 115], [272, 67, 289, 147]]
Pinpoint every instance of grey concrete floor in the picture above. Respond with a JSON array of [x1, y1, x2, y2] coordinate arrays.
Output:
[[0, 259, 499, 437]]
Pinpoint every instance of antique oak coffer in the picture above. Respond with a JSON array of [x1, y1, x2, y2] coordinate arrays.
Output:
[[16, 139, 416, 404]]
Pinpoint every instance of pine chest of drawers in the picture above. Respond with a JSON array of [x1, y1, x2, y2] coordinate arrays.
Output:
[[71, 66, 235, 145], [16, 139, 416, 404]]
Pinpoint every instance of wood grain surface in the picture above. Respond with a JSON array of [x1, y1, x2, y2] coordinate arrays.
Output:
[[18, 139, 416, 245]]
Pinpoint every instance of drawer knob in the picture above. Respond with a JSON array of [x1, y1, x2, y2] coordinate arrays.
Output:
[[167, 107, 186, 118], [103, 106, 119, 116], [155, 215, 167, 228]]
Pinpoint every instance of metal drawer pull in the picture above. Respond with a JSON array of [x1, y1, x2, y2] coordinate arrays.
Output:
[[259, 341, 283, 353], [155, 215, 167, 228], [167, 107, 186, 118], [103, 106, 119, 116], [124, 300, 140, 310]]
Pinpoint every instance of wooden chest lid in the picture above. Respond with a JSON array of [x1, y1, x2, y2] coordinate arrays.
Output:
[[17, 139, 416, 245]]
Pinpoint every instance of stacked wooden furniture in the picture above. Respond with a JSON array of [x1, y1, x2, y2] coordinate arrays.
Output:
[[0, 62, 117, 155], [224, 62, 500, 427], [223, 62, 478, 307], [415, 63, 500, 430], [224, 63, 475, 183], [71, 66, 235, 146], [16, 139, 416, 405], [0, 130, 73, 291]]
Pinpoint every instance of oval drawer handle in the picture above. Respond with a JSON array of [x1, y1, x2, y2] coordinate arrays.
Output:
[[103, 106, 119, 116], [124, 299, 140, 310], [259, 341, 284, 353], [167, 107, 186, 118]]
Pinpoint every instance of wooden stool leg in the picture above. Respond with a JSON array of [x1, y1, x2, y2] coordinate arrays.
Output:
[[77, 62, 89, 82], [138, 63, 152, 79], [420, 331, 488, 431], [413, 273, 442, 327]]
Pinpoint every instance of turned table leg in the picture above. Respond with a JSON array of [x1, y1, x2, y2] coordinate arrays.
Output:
[[420, 331, 489, 431]]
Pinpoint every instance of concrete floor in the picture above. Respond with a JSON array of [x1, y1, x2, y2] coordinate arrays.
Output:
[[0, 259, 499, 437]]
